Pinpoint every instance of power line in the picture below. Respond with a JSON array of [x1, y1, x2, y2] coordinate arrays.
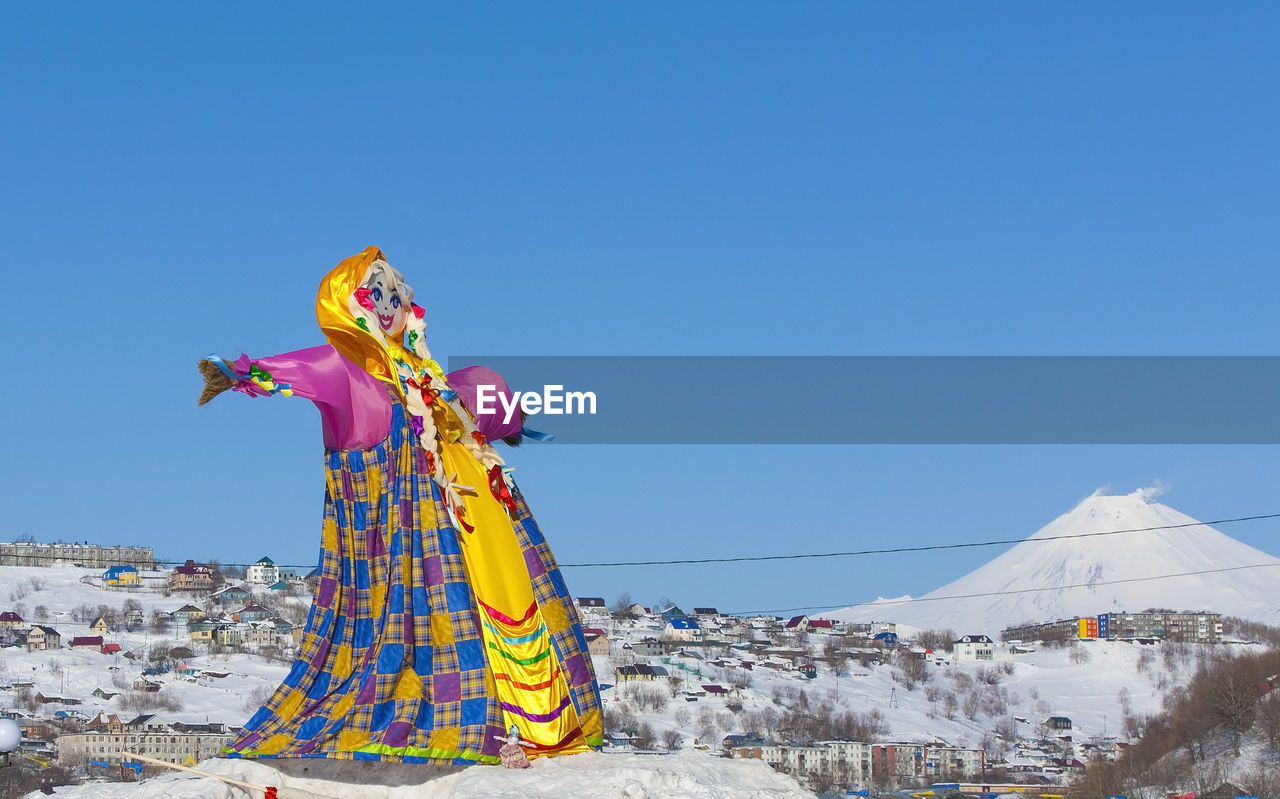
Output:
[[4, 510, 1279, 573], [727, 561, 1280, 617], [556, 511, 1280, 568]]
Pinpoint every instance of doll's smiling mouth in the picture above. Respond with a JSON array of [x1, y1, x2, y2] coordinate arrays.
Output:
[[378, 313, 395, 329]]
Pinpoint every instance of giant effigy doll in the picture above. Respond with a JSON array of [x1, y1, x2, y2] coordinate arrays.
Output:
[[197, 246, 602, 765]]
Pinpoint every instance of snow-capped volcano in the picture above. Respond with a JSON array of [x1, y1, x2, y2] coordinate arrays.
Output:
[[833, 488, 1280, 635]]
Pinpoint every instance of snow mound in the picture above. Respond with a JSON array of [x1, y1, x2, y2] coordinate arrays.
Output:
[[29, 752, 816, 799]]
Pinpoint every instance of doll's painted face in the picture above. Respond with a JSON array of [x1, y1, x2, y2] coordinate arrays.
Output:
[[365, 266, 406, 336]]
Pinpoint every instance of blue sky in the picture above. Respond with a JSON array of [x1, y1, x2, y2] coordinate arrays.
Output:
[[2, 4, 1278, 615]]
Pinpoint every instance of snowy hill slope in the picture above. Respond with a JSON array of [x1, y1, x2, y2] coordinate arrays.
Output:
[[833, 489, 1280, 634], [0, 545, 1261, 796]]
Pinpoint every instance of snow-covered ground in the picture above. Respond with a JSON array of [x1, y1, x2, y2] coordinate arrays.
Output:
[[21, 751, 815, 798], [602, 617, 1231, 754], [0, 565, 304, 727], [0, 560, 1262, 796]]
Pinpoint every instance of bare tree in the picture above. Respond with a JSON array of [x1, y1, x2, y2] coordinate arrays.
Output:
[[632, 722, 655, 749], [942, 690, 958, 719], [914, 628, 957, 652], [610, 592, 634, 615], [696, 706, 718, 739], [1202, 660, 1259, 757]]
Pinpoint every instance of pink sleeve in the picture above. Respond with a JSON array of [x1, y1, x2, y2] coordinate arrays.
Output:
[[230, 345, 393, 450], [446, 365, 523, 442]]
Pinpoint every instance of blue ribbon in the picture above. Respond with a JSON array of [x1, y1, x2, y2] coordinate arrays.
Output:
[[206, 354, 292, 396], [206, 354, 247, 382], [440, 389, 458, 401], [521, 425, 555, 442]]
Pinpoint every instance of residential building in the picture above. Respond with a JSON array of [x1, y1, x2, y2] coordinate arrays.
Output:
[[170, 560, 215, 592], [215, 625, 244, 646], [614, 664, 669, 682], [952, 634, 995, 662], [235, 604, 271, 623], [58, 719, 234, 766], [246, 556, 279, 585], [575, 597, 609, 624], [243, 621, 279, 646], [663, 617, 702, 642], [871, 743, 985, 780], [89, 616, 110, 635], [102, 565, 141, 587], [25, 625, 60, 651], [210, 585, 252, 606], [627, 638, 664, 657], [0, 611, 23, 628], [1001, 617, 1084, 643], [70, 635, 104, 651], [585, 633, 610, 656], [733, 741, 875, 784], [0, 541, 155, 569], [784, 615, 812, 632], [1002, 611, 1223, 644], [85, 713, 124, 734], [187, 619, 216, 644], [171, 605, 206, 628]]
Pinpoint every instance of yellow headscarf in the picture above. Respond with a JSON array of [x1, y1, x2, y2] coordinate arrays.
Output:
[[316, 245, 444, 388], [316, 245, 402, 385]]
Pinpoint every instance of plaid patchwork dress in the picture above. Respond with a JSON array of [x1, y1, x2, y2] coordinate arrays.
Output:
[[224, 395, 603, 764]]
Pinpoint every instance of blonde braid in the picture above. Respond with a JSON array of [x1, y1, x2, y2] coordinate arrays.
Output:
[[352, 260, 509, 512]]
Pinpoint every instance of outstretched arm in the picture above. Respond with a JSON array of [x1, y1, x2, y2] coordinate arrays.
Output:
[[197, 345, 393, 450]]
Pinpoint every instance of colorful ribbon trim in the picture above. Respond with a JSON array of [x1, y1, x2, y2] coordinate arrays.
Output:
[[493, 668, 562, 692], [521, 425, 555, 442], [207, 355, 294, 397], [488, 465, 518, 515], [487, 641, 551, 666], [482, 618, 546, 646], [500, 695, 571, 723], [477, 599, 539, 627], [222, 744, 501, 765]]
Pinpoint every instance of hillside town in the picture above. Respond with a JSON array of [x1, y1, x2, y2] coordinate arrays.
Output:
[[0, 541, 1273, 797]]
